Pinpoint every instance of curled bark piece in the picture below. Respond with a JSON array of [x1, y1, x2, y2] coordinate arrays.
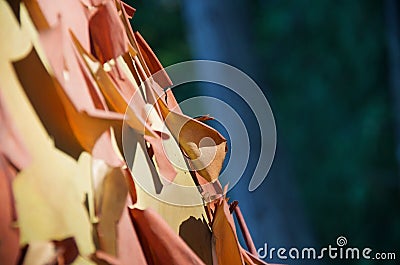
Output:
[[93, 167, 128, 255], [212, 199, 243, 265], [134, 32, 172, 89], [157, 98, 227, 183], [129, 207, 205, 265], [89, 0, 129, 63], [121, 1, 135, 19]]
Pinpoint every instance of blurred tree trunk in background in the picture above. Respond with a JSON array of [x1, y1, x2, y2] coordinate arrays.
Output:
[[181, 0, 316, 261], [385, 0, 400, 178]]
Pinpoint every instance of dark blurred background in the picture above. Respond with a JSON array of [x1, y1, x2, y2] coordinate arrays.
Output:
[[127, 0, 400, 264]]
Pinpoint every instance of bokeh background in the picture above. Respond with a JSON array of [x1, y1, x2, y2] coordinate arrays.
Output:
[[126, 1, 399, 264]]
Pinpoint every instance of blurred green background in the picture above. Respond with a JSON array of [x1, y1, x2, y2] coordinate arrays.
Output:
[[127, 0, 399, 264]]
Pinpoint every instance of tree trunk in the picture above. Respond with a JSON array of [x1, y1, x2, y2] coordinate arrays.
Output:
[[385, 0, 400, 178]]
